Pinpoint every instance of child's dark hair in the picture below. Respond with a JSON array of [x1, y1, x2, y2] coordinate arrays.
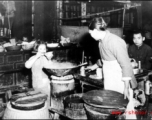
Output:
[[133, 29, 145, 37], [34, 40, 48, 52], [88, 17, 107, 31]]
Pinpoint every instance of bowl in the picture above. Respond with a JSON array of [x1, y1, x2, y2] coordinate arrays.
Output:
[[61, 43, 73, 47], [47, 43, 59, 48], [22, 44, 34, 50], [5, 45, 22, 52], [133, 68, 140, 74]]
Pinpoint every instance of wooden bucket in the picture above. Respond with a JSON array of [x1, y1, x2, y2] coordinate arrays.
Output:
[[64, 93, 87, 119], [51, 75, 75, 110], [3, 102, 49, 119]]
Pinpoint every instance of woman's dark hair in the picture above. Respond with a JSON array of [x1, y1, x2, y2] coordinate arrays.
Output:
[[88, 17, 107, 31], [34, 40, 48, 52], [132, 29, 145, 37]]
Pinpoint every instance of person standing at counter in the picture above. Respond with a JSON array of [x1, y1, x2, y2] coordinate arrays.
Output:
[[128, 29, 152, 70], [85, 17, 137, 99], [25, 41, 53, 106]]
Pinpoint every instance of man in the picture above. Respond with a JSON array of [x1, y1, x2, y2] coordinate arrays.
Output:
[[128, 29, 152, 70]]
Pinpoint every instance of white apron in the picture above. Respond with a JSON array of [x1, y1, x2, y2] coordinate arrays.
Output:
[[102, 60, 136, 119], [102, 60, 124, 94]]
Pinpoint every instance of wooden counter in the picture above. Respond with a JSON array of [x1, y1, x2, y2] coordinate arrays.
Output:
[[0, 50, 32, 91], [75, 70, 149, 93], [0, 46, 83, 92]]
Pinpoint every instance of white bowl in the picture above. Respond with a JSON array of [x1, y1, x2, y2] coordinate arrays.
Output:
[[22, 44, 34, 50], [47, 43, 59, 48], [133, 68, 139, 74]]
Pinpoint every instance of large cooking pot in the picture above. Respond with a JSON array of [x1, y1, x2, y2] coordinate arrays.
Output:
[[82, 90, 128, 120], [43, 62, 87, 77], [82, 90, 128, 109]]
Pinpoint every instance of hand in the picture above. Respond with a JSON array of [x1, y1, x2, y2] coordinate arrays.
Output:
[[36, 52, 44, 58], [85, 65, 94, 71], [124, 88, 129, 100], [45, 52, 53, 60], [85, 64, 98, 71], [134, 89, 146, 106]]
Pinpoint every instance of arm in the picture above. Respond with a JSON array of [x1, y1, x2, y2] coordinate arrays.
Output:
[[110, 38, 137, 97], [85, 63, 99, 71], [142, 48, 152, 70], [128, 46, 133, 58], [25, 53, 43, 69]]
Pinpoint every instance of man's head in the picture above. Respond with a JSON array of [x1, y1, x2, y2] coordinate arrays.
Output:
[[88, 17, 107, 41], [133, 29, 145, 47]]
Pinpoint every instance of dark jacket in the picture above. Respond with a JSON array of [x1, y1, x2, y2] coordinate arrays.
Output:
[[128, 43, 152, 70]]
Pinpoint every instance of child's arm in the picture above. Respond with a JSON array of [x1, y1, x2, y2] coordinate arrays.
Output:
[[25, 53, 44, 69]]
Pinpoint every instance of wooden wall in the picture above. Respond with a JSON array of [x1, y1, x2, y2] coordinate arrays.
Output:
[[142, 1, 152, 32], [12, 1, 32, 40], [12, 1, 58, 42], [34, 1, 58, 41]]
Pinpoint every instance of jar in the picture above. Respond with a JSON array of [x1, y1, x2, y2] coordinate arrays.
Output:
[[0, 45, 4, 52], [145, 80, 152, 95], [80, 66, 85, 76]]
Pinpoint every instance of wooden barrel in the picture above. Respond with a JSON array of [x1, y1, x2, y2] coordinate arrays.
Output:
[[64, 93, 87, 119], [3, 102, 49, 119], [83, 90, 128, 120], [51, 75, 75, 110], [84, 104, 118, 120]]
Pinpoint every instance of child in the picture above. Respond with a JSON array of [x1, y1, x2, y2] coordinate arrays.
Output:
[[128, 29, 152, 70], [25, 40, 53, 106]]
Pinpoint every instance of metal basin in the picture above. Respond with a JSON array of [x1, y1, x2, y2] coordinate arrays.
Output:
[[43, 63, 87, 77], [43, 67, 79, 77]]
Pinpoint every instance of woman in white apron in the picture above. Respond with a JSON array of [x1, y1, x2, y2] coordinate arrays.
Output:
[[25, 41, 53, 107], [85, 17, 137, 99]]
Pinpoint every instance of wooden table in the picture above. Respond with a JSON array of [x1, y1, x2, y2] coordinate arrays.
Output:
[[74, 74, 103, 93]]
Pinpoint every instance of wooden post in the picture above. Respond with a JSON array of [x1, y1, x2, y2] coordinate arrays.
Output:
[[82, 50, 84, 64], [122, 5, 126, 30]]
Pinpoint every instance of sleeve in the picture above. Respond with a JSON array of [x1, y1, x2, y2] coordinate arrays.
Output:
[[143, 47, 152, 70], [96, 59, 102, 67], [109, 37, 134, 80], [128, 46, 133, 58], [41, 56, 51, 68]]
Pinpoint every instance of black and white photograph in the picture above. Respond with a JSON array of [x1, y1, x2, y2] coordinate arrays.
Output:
[[0, 0, 152, 119]]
